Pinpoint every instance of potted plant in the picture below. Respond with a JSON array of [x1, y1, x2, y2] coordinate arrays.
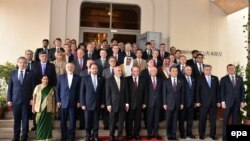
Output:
[[243, 62, 250, 125], [0, 78, 8, 118]]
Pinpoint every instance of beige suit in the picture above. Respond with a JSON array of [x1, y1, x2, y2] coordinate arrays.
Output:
[[133, 58, 146, 72]]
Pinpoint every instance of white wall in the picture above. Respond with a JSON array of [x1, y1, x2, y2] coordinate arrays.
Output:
[[0, 0, 51, 64]]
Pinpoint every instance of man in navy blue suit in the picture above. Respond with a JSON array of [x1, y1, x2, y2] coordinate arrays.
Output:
[[179, 66, 196, 139], [56, 63, 81, 141], [163, 66, 184, 140], [80, 63, 105, 141], [7, 57, 35, 141], [220, 64, 246, 141], [196, 65, 220, 140]]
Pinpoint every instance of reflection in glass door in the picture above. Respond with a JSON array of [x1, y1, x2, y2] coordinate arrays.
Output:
[[112, 34, 137, 44], [83, 32, 108, 44]]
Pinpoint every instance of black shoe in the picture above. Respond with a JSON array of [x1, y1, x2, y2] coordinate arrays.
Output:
[[210, 136, 217, 140], [126, 136, 132, 140], [199, 136, 205, 140], [187, 134, 196, 139], [134, 136, 140, 140], [222, 136, 227, 141], [104, 126, 109, 130], [93, 138, 99, 141], [147, 135, 152, 140], [155, 135, 161, 139], [172, 137, 177, 140], [118, 136, 123, 141], [85, 138, 90, 141], [180, 134, 186, 139], [109, 136, 114, 141], [167, 137, 172, 140], [30, 127, 36, 131]]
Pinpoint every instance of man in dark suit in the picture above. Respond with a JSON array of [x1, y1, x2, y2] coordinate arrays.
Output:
[[106, 66, 129, 141], [177, 55, 187, 78], [146, 67, 163, 139], [64, 44, 74, 63], [85, 43, 99, 60], [95, 49, 109, 75], [186, 50, 199, 67], [142, 42, 152, 60], [120, 42, 136, 60], [79, 59, 95, 77], [195, 65, 220, 140], [151, 50, 162, 68], [56, 63, 81, 141], [48, 38, 65, 61], [7, 57, 35, 141], [25, 50, 35, 70], [34, 39, 49, 61], [108, 45, 123, 65], [126, 66, 147, 140], [32, 51, 57, 86], [72, 48, 86, 74], [192, 53, 205, 79], [140, 59, 157, 80], [179, 66, 196, 139], [163, 66, 184, 140], [158, 43, 170, 62], [80, 63, 105, 141], [101, 57, 116, 130], [220, 64, 246, 141]]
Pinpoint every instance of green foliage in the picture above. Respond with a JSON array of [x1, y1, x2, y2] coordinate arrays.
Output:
[[0, 62, 15, 83], [244, 62, 250, 119]]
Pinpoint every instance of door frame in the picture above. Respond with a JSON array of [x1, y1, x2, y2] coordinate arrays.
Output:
[[79, 27, 140, 44]]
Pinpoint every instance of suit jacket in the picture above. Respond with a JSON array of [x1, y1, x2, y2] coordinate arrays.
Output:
[[182, 76, 196, 107], [177, 64, 186, 78], [106, 76, 128, 112], [48, 47, 65, 61], [34, 48, 49, 61], [142, 50, 152, 60], [102, 68, 113, 79], [133, 58, 146, 72], [79, 69, 90, 77], [95, 58, 109, 75], [80, 75, 105, 110], [65, 54, 74, 63], [140, 68, 160, 81], [151, 58, 162, 68], [126, 76, 147, 110], [107, 53, 123, 66], [71, 59, 87, 74], [196, 75, 220, 107], [120, 51, 136, 60], [7, 69, 35, 105], [163, 77, 184, 110], [158, 51, 170, 61], [146, 77, 163, 108], [84, 51, 99, 60], [26, 60, 35, 70], [220, 75, 245, 107], [192, 63, 205, 79], [56, 74, 81, 108], [158, 67, 169, 80], [32, 62, 57, 86], [186, 59, 196, 67]]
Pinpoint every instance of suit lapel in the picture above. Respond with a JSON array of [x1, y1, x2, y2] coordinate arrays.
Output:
[[22, 70, 29, 84], [65, 74, 69, 89], [112, 77, 120, 94], [88, 75, 95, 92]]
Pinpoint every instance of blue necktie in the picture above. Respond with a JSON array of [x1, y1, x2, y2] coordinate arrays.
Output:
[[42, 64, 46, 75], [19, 71, 24, 84], [93, 76, 97, 91], [187, 77, 192, 88], [207, 76, 211, 88]]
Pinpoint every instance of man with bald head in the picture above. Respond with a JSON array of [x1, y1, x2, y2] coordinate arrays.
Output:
[[106, 66, 129, 141], [56, 63, 81, 141]]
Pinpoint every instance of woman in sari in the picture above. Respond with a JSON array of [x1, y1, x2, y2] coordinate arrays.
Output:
[[32, 75, 55, 141]]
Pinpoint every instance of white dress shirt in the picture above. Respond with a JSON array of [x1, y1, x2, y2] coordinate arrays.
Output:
[[67, 73, 73, 88]]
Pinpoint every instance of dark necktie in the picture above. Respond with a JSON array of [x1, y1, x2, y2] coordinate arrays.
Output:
[[111, 68, 114, 76], [134, 77, 138, 87], [19, 71, 24, 84], [173, 78, 177, 92], [88, 53, 92, 58], [152, 77, 157, 90], [199, 64, 203, 74], [187, 77, 192, 88], [28, 62, 32, 70]]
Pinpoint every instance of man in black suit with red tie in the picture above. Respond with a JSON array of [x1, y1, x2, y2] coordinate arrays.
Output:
[[179, 66, 196, 139], [186, 50, 199, 67], [163, 66, 184, 140], [106, 66, 129, 141], [195, 65, 220, 140], [220, 64, 246, 141], [72, 48, 86, 75], [146, 67, 163, 139], [126, 66, 147, 140]]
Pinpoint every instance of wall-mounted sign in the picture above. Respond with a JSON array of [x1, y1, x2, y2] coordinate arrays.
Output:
[[181, 50, 223, 56]]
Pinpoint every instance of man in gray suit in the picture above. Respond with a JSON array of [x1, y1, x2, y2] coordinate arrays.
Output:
[[72, 48, 86, 74], [133, 49, 146, 72], [95, 49, 109, 75]]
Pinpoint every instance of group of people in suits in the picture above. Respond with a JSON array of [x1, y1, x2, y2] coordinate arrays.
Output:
[[6, 38, 246, 141]]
